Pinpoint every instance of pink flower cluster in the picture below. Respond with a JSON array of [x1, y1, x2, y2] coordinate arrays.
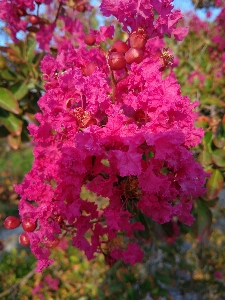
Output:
[[14, 0, 207, 272]]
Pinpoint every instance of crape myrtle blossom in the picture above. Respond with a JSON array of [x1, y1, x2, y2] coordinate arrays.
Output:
[[13, 0, 207, 272]]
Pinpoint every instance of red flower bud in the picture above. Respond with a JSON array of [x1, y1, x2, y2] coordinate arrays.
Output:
[[125, 48, 144, 64], [19, 232, 30, 246], [76, 3, 85, 12], [111, 40, 129, 54], [129, 28, 147, 49], [28, 15, 39, 25], [4, 216, 21, 230], [84, 34, 96, 46], [108, 52, 126, 70], [22, 218, 37, 232]]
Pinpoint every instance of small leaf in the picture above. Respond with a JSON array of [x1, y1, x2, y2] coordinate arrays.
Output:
[[7, 134, 21, 150], [198, 150, 212, 167], [195, 199, 212, 242], [0, 88, 19, 114], [9, 81, 29, 100], [213, 137, 225, 149], [0, 69, 17, 81], [212, 149, 225, 167], [203, 131, 213, 153], [201, 96, 225, 108], [204, 78, 212, 90], [0, 109, 22, 135], [206, 169, 224, 200], [19, 64, 30, 77], [26, 36, 37, 62]]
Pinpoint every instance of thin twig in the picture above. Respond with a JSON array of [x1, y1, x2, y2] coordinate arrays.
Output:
[[54, 2, 63, 23]]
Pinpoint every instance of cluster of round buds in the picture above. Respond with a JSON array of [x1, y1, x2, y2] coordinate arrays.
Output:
[[3, 216, 37, 247], [4, 215, 62, 248], [84, 27, 148, 72], [108, 32, 145, 70]]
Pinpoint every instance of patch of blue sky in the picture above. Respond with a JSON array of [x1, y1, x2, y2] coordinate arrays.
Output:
[[172, 0, 221, 21]]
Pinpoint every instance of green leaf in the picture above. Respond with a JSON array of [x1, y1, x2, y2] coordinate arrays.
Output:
[[213, 137, 225, 149], [206, 169, 224, 200], [0, 88, 19, 114], [155, 272, 172, 285], [204, 78, 212, 90], [212, 149, 225, 167], [195, 199, 212, 242], [203, 131, 213, 153], [198, 150, 212, 167], [0, 69, 17, 81], [201, 96, 225, 108], [18, 64, 31, 77], [26, 37, 37, 62], [9, 81, 29, 100], [0, 109, 22, 135]]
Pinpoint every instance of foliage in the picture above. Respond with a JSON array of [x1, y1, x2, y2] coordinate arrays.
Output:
[[0, 35, 43, 149]]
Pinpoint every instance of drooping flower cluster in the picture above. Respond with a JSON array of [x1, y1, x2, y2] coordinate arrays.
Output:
[[11, 0, 207, 272]]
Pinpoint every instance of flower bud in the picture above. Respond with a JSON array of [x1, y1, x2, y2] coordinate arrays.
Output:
[[84, 34, 96, 46], [108, 52, 126, 70], [129, 28, 147, 49], [28, 15, 39, 25], [111, 40, 129, 54], [125, 48, 144, 64]]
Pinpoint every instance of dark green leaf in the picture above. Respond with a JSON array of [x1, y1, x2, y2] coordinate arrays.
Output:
[[195, 199, 212, 242], [0, 88, 19, 114], [26, 37, 36, 62], [0, 69, 17, 81], [9, 81, 29, 100], [0, 125, 10, 138], [19, 64, 31, 77], [0, 109, 22, 135]]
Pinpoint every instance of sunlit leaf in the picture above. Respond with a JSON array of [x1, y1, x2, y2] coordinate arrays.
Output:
[[203, 131, 213, 153], [0, 88, 19, 114], [212, 149, 225, 167], [206, 169, 224, 200], [198, 150, 212, 167], [26, 36, 37, 62], [9, 81, 29, 100], [7, 134, 21, 150]]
